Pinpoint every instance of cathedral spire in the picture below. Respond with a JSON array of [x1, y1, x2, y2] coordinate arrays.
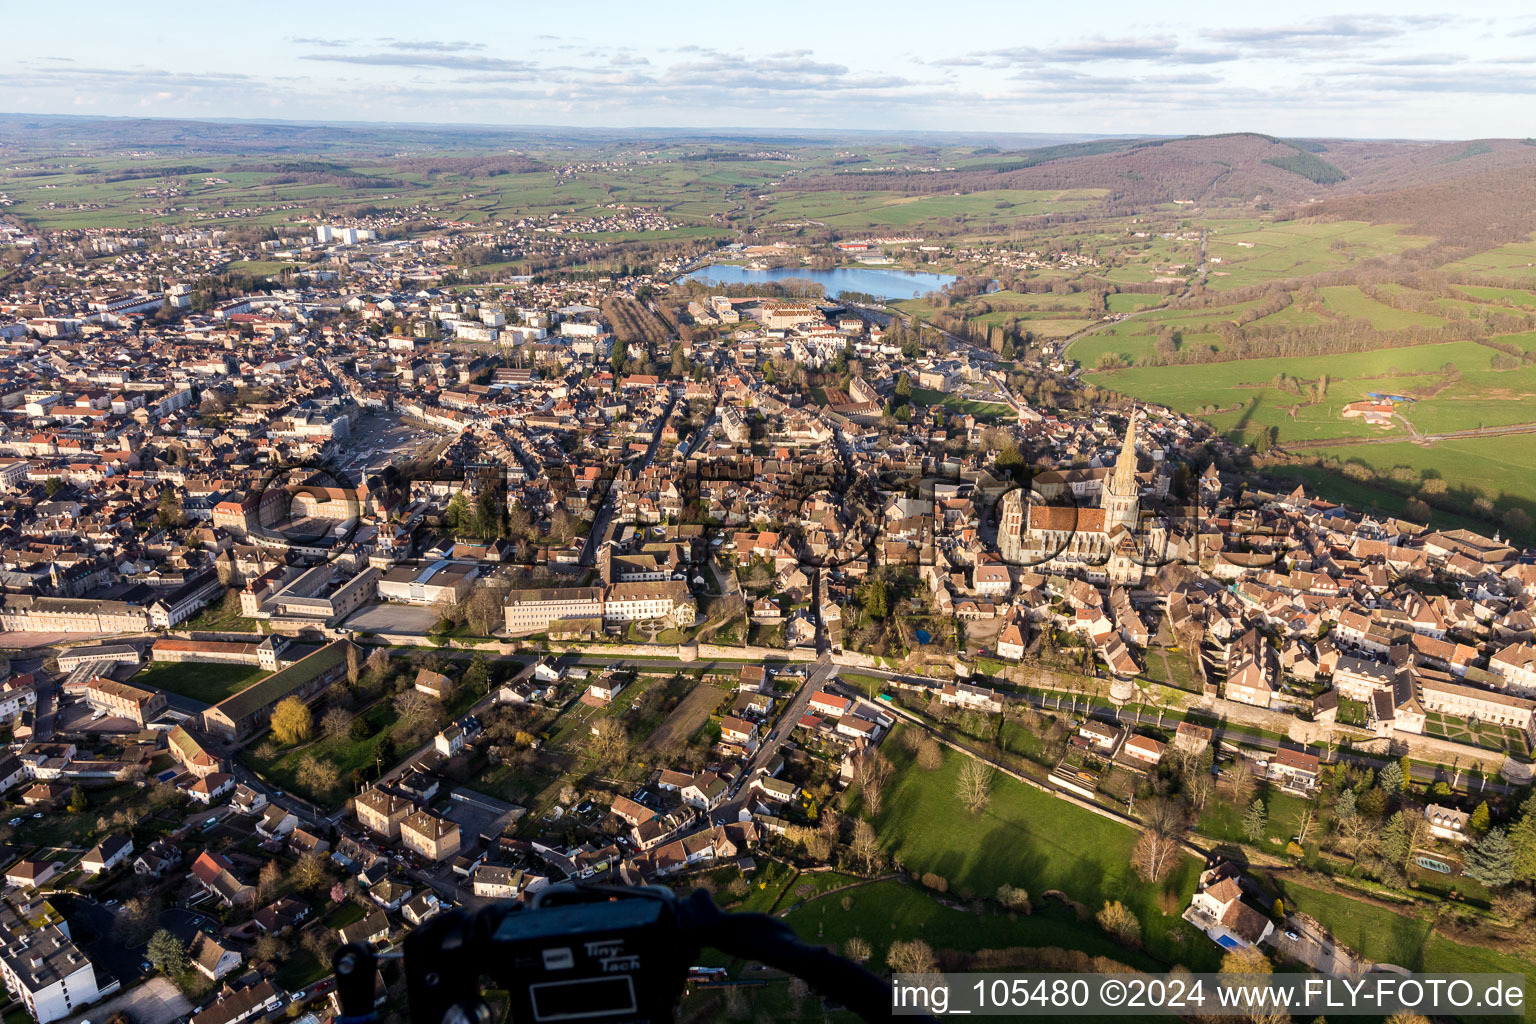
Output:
[[1110, 411, 1139, 497]]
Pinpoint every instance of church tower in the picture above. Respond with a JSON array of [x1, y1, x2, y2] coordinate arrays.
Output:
[[1102, 413, 1141, 533]]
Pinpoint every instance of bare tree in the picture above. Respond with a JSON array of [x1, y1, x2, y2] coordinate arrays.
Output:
[[1132, 829, 1180, 883], [1293, 807, 1317, 846], [465, 582, 510, 636], [321, 706, 355, 739], [917, 738, 943, 771], [862, 777, 884, 816], [855, 750, 892, 814], [588, 718, 631, 773], [956, 757, 994, 814], [1230, 758, 1256, 805], [258, 860, 284, 901], [886, 939, 938, 975], [851, 819, 882, 873]]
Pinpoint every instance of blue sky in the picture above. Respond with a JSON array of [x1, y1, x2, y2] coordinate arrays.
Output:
[[8, 1, 1536, 137]]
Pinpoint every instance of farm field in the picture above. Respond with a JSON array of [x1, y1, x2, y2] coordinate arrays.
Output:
[[1092, 340, 1498, 446], [642, 680, 728, 750], [1317, 285, 1447, 330], [1203, 220, 1436, 289], [1438, 239, 1536, 280], [871, 726, 1214, 970], [130, 660, 270, 706], [764, 187, 1106, 233], [1292, 434, 1536, 516], [1456, 285, 1536, 308]]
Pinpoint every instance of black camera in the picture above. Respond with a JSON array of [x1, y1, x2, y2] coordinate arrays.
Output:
[[334, 882, 912, 1024]]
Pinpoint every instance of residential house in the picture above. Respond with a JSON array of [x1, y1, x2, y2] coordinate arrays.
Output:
[[81, 834, 133, 875], [188, 933, 242, 981], [400, 810, 461, 863], [188, 979, 283, 1024]]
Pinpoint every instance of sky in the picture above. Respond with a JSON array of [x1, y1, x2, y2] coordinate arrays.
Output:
[[7, 1, 1536, 138]]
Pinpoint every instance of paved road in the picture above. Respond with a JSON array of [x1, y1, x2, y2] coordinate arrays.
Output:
[[715, 655, 838, 822], [852, 664, 1517, 795]]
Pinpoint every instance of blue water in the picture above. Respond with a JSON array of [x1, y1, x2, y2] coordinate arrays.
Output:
[[915, 629, 933, 644], [681, 263, 960, 300]]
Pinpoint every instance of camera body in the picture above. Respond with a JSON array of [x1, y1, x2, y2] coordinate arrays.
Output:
[[402, 886, 696, 1024]]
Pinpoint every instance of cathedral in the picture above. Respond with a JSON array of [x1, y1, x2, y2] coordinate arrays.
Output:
[[998, 414, 1166, 584]]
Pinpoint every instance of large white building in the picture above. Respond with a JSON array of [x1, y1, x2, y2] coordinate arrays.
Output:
[[502, 587, 604, 634], [0, 896, 101, 1023], [602, 581, 696, 626]]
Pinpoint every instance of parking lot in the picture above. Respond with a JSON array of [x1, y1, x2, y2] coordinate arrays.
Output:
[[54, 701, 140, 735], [438, 792, 524, 845], [342, 603, 443, 636], [342, 413, 446, 477]]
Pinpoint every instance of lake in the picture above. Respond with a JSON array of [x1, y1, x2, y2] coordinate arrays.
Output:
[[680, 263, 960, 301]]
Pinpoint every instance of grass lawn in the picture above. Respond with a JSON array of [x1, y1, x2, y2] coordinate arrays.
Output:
[[783, 880, 1161, 973], [1141, 648, 1198, 692], [324, 901, 365, 929], [910, 386, 1012, 418], [130, 660, 270, 705], [873, 726, 1214, 969], [731, 859, 798, 915], [240, 700, 399, 806], [274, 942, 327, 990], [181, 602, 262, 633], [1196, 785, 1323, 848], [1337, 697, 1369, 727]]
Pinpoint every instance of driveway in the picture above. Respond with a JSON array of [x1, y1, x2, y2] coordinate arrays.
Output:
[[162, 905, 222, 945], [1274, 913, 1369, 975]]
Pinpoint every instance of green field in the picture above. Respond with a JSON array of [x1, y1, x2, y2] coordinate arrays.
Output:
[[1439, 240, 1536, 279], [1318, 285, 1448, 330], [1092, 341, 1498, 445], [131, 660, 270, 705], [240, 699, 398, 805], [1202, 220, 1435, 290], [1293, 434, 1536, 517], [783, 880, 1159, 974], [872, 728, 1214, 969], [909, 386, 1012, 418]]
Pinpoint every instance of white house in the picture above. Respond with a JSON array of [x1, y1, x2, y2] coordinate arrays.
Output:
[[1424, 803, 1472, 844], [680, 772, 728, 812], [81, 834, 133, 875], [184, 772, 235, 806], [189, 932, 242, 981]]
